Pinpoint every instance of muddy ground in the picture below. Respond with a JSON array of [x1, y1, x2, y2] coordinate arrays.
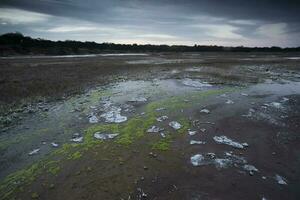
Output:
[[0, 52, 300, 200]]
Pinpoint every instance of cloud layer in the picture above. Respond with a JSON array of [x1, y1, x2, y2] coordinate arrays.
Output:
[[0, 0, 299, 47]]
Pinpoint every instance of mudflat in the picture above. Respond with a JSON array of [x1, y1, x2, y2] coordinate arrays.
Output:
[[0, 52, 300, 200]]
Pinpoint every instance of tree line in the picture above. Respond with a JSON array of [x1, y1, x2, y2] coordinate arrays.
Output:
[[0, 32, 299, 56]]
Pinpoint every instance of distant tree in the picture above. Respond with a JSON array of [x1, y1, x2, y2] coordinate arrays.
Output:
[[0, 32, 299, 56]]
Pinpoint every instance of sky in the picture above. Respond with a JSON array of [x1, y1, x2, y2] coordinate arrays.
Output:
[[0, 0, 300, 47]]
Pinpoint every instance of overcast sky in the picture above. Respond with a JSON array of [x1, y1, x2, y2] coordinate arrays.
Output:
[[0, 0, 299, 47]]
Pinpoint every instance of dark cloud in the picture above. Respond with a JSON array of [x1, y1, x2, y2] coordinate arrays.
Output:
[[0, 0, 300, 47], [2, 0, 299, 22]]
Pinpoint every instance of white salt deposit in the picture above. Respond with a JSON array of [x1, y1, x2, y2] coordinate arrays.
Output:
[[190, 154, 205, 166], [275, 174, 288, 185], [128, 97, 147, 102], [213, 135, 248, 149], [28, 148, 40, 155], [225, 99, 234, 104], [94, 132, 119, 140], [188, 130, 197, 136], [71, 136, 83, 143], [156, 115, 168, 122], [200, 109, 210, 114], [182, 78, 212, 88], [147, 126, 164, 133], [89, 115, 99, 123], [190, 140, 206, 145], [169, 121, 182, 130]]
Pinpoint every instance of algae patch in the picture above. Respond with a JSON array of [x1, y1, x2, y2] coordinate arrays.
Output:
[[0, 87, 233, 200], [152, 135, 172, 151]]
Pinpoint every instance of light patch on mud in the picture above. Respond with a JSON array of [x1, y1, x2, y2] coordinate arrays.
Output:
[[285, 57, 300, 60], [100, 100, 127, 123], [200, 109, 210, 114], [191, 152, 254, 171], [88, 115, 99, 123], [147, 126, 164, 133], [156, 107, 166, 111], [243, 164, 259, 175], [126, 58, 183, 65], [185, 67, 203, 72], [169, 121, 182, 130], [182, 78, 212, 88], [225, 99, 234, 104], [188, 130, 197, 136], [265, 102, 283, 109], [243, 106, 286, 127], [190, 140, 206, 145], [156, 115, 168, 122], [213, 135, 248, 149], [275, 174, 288, 185], [128, 97, 147, 102], [51, 142, 59, 147], [70, 136, 83, 143], [94, 132, 119, 140], [28, 148, 40, 156], [190, 154, 205, 166]]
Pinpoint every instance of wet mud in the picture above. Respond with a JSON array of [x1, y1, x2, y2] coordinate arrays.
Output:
[[0, 52, 300, 200]]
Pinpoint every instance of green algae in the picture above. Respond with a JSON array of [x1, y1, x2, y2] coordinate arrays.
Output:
[[48, 166, 60, 175], [68, 151, 82, 160], [31, 192, 39, 199], [0, 87, 235, 200], [152, 135, 172, 151], [0, 159, 61, 200]]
